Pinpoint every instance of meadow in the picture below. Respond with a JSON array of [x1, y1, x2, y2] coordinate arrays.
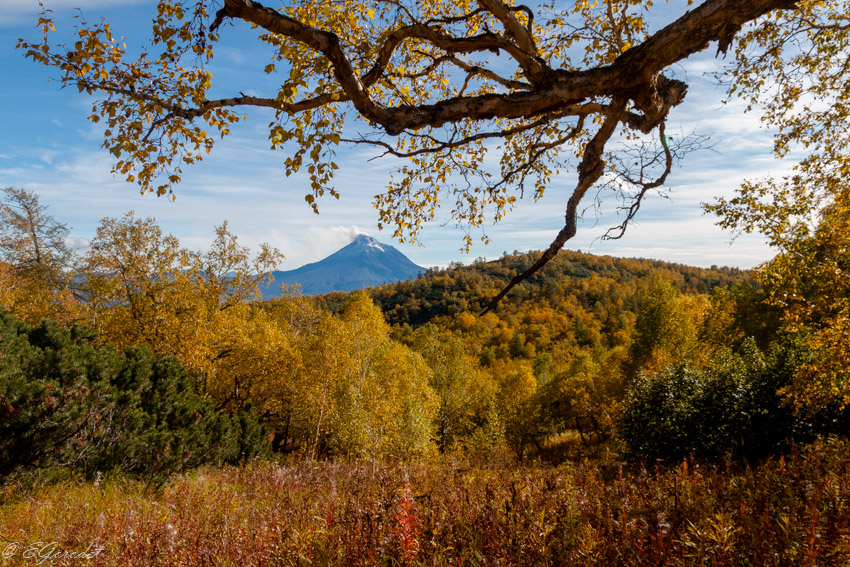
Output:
[[2, 438, 850, 566]]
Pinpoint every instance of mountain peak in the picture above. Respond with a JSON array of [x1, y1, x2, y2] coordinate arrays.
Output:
[[263, 235, 424, 298], [348, 234, 386, 252]]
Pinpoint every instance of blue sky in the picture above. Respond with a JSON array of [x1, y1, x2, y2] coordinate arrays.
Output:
[[0, 1, 789, 270]]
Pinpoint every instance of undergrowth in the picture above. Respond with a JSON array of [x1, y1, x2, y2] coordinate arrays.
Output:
[[2, 438, 849, 566]]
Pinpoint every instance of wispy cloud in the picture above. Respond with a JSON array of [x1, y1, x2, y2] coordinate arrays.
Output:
[[1, 3, 791, 272]]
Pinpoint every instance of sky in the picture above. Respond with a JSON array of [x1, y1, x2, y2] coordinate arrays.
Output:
[[0, 1, 792, 271]]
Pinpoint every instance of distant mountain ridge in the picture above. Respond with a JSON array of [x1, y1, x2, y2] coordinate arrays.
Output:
[[261, 234, 425, 298]]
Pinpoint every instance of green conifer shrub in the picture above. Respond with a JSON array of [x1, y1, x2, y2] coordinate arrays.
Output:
[[619, 336, 850, 463], [0, 308, 267, 484]]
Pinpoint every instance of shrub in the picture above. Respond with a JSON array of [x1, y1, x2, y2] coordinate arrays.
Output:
[[0, 308, 267, 484], [619, 335, 850, 462], [4, 440, 850, 566]]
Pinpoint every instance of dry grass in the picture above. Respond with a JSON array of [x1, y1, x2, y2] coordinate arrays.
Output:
[[2, 439, 850, 566]]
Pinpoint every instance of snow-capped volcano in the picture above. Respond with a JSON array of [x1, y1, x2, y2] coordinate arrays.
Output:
[[261, 234, 425, 297]]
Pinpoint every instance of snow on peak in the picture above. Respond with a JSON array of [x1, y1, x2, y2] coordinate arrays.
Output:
[[352, 234, 384, 251], [366, 239, 385, 251]]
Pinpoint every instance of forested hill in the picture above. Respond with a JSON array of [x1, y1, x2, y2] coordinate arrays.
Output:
[[320, 249, 751, 326], [314, 250, 754, 367]]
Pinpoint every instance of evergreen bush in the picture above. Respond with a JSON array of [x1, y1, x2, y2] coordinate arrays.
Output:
[[619, 336, 850, 463], [0, 308, 267, 484]]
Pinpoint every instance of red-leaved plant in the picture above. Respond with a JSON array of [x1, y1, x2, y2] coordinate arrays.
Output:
[[392, 483, 421, 566]]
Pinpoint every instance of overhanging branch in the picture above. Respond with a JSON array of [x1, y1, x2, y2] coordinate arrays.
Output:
[[481, 97, 628, 314]]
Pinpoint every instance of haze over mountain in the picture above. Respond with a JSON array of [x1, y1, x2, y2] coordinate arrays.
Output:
[[262, 234, 425, 298]]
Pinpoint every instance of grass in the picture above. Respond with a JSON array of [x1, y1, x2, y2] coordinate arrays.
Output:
[[2, 438, 850, 566]]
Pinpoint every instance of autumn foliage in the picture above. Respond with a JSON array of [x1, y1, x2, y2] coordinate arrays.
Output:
[[5, 184, 850, 470], [7, 0, 850, 561], [3, 440, 850, 565], [3, 183, 850, 562]]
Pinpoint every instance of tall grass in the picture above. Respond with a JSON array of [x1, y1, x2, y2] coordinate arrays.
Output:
[[2, 438, 850, 566]]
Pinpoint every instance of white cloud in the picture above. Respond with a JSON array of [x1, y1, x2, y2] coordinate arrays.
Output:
[[64, 236, 90, 251]]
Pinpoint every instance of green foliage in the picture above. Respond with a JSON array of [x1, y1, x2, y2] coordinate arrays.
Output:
[[0, 308, 267, 484], [620, 336, 850, 463], [410, 324, 500, 455], [538, 347, 626, 448]]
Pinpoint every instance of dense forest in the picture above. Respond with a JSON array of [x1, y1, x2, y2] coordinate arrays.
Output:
[[3, 186, 849, 471], [3, 187, 850, 564]]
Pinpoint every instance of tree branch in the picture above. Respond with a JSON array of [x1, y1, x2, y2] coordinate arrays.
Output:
[[28, 0, 806, 310], [207, 0, 798, 136], [603, 121, 674, 240], [342, 106, 594, 159], [481, 97, 627, 314]]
